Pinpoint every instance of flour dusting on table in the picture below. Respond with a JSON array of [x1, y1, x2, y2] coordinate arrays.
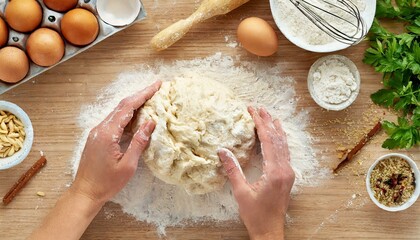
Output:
[[71, 53, 328, 235]]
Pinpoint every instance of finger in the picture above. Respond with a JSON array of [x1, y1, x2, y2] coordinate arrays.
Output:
[[258, 107, 273, 124], [248, 106, 265, 132], [274, 119, 286, 135], [121, 120, 156, 165], [248, 106, 271, 143], [273, 119, 291, 162], [102, 81, 162, 139], [217, 148, 249, 192]]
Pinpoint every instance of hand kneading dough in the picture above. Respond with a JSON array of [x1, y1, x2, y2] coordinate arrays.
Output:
[[134, 78, 256, 194]]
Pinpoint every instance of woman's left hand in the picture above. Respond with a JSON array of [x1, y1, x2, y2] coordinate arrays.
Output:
[[71, 81, 162, 205]]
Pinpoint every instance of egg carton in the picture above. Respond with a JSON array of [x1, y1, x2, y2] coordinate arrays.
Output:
[[0, 0, 147, 95]]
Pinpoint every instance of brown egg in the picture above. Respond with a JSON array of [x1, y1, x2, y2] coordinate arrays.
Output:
[[0, 17, 8, 47], [5, 0, 43, 33], [26, 28, 65, 67], [61, 8, 99, 46], [43, 0, 78, 12], [237, 17, 278, 57], [0, 47, 29, 83]]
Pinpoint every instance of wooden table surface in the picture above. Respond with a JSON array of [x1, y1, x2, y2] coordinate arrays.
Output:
[[1, 0, 419, 239]]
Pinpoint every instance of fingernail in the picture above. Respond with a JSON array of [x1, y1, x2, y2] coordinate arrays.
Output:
[[217, 148, 225, 161], [143, 121, 155, 136], [247, 106, 255, 115]]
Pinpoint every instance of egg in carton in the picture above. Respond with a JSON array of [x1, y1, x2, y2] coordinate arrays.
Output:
[[0, 0, 146, 95]]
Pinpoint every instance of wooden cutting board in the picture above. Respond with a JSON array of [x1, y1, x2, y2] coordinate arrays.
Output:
[[0, 0, 419, 239]]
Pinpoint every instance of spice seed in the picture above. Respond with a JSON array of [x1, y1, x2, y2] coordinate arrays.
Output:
[[16, 139, 23, 148], [0, 135, 8, 142], [0, 121, 6, 131], [7, 137, 15, 145], [37, 191, 45, 197], [8, 133, 19, 138], [8, 121, 14, 132], [7, 147, 15, 157], [4, 147, 10, 156], [13, 119, 23, 127]]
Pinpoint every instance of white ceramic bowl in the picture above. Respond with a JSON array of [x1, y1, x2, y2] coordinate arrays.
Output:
[[366, 153, 420, 212], [0, 101, 34, 170], [96, 0, 142, 27], [307, 55, 360, 111], [269, 0, 376, 52]]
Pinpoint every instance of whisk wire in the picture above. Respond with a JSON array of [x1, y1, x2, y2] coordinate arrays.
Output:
[[289, 0, 366, 45]]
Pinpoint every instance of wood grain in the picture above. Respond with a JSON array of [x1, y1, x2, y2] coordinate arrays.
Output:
[[0, 0, 419, 239]]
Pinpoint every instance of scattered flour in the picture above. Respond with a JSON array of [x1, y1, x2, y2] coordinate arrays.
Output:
[[71, 53, 328, 235], [276, 0, 366, 45], [224, 35, 238, 48]]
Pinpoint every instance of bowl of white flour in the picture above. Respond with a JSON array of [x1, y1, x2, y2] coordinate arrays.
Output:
[[307, 55, 360, 111], [269, 0, 376, 52]]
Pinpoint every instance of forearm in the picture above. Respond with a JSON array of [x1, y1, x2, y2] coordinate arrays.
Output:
[[247, 217, 285, 240], [30, 187, 104, 240], [250, 229, 284, 240]]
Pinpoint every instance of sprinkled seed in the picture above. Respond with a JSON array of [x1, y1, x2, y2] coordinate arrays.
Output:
[[37, 191, 46, 197], [0, 129, 7, 134], [0, 111, 6, 116]]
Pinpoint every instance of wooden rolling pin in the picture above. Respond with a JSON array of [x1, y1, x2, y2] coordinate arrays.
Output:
[[150, 0, 250, 51]]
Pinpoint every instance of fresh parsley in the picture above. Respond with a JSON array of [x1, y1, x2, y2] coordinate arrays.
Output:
[[363, 0, 420, 149]]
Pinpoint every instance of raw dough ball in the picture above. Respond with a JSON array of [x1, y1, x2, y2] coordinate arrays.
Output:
[[134, 78, 256, 194]]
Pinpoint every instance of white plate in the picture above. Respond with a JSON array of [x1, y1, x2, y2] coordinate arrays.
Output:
[[269, 0, 376, 52]]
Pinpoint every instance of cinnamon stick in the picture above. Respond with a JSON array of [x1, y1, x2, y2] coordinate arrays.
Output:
[[333, 122, 382, 173], [3, 156, 47, 205]]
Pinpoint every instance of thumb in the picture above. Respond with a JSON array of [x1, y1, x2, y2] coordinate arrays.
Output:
[[122, 120, 156, 165], [218, 148, 248, 192]]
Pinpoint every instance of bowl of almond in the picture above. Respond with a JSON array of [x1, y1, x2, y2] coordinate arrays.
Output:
[[0, 101, 33, 170]]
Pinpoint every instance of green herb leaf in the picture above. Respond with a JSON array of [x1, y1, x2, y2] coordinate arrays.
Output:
[[364, 2, 420, 149], [371, 89, 398, 107]]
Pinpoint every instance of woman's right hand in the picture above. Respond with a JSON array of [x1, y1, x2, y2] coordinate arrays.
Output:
[[218, 107, 295, 240]]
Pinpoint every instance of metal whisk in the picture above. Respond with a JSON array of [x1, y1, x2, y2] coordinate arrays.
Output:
[[290, 0, 366, 45]]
